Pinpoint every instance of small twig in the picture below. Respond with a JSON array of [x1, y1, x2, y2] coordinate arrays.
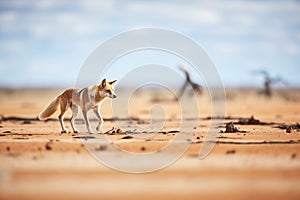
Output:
[[103, 127, 115, 134]]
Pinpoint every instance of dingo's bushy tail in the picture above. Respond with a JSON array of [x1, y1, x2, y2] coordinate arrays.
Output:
[[38, 98, 59, 120]]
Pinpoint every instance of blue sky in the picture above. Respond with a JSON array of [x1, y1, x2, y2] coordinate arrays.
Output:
[[0, 0, 300, 88]]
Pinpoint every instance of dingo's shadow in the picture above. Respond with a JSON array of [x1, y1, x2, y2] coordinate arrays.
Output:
[[73, 135, 96, 139]]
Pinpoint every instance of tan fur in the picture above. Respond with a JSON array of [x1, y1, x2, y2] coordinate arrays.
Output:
[[38, 79, 117, 134], [38, 98, 59, 120]]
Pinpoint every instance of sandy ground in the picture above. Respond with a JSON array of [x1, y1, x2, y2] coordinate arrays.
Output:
[[0, 88, 300, 200]]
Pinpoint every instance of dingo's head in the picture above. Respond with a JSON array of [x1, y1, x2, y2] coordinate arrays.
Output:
[[99, 78, 117, 99]]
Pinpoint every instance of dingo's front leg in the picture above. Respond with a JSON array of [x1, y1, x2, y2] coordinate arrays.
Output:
[[82, 109, 93, 134], [94, 107, 104, 133]]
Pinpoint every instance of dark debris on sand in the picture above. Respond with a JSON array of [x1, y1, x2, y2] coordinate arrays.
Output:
[[140, 146, 146, 151], [291, 153, 297, 159], [0, 115, 39, 122], [226, 149, 236, 154], [103, 127, 123, 135], [235, 116, 273, 125], [45, 142, 52, 151], [22, 120, 32, 124], [275, 123, 300, 133], [73, 136, 96, 140], [3, 130, 11, 133], [222, 122, 247, 133], [159, 130, 180, 134], [121, 135, 133, 139], [95, 145, 107, 151], [203, 116, 275, 126]]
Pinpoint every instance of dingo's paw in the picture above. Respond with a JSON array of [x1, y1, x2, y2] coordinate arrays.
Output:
[[96, 125, 102, 132]]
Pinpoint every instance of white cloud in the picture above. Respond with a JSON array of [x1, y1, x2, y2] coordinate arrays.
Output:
[[34, 0, 56, 9], [127, 2, 221, 26], [73, 23, 94, 36], [0, 40, 25, 54], [53, 12, 97, 36], [55, 12, 78, 24], [232, 14, 257, 27], [30, 24, 51, 38], [0, 11, 18, 34], [0, 0, 29, 8], [0, 11, 17, 24], [212, 41, 244, 55], [18, 11, 100, 39], [181, 9, 221, 25], [0, 62, 5, 73], [286, 43, 300, 55], [81, 0, 116, 13]]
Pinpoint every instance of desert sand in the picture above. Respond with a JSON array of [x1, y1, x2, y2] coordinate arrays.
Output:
[[0, 88, 300, 200]]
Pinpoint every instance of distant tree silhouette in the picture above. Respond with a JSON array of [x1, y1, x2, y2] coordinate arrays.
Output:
[[175, 65, 202, 100], [253, 70, 288, 97]]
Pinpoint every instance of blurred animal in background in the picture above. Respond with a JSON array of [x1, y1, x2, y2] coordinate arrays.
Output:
[[175, 65, 202, 100], [252, 70, 288, 97]]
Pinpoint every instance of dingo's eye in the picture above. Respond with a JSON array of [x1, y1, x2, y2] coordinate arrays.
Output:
[[106, 90, 111, 94]]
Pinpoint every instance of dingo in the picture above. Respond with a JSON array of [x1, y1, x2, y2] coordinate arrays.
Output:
[[38, 79, 117, 134]]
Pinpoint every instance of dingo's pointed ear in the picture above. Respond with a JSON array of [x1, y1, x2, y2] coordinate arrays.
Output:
[[101, 78, 106, 88], [109, 80, 117, 85]]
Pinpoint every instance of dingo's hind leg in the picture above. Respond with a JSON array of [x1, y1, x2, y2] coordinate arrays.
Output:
[[70, 104, 80, 133], [59, 99, 69, 133]]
